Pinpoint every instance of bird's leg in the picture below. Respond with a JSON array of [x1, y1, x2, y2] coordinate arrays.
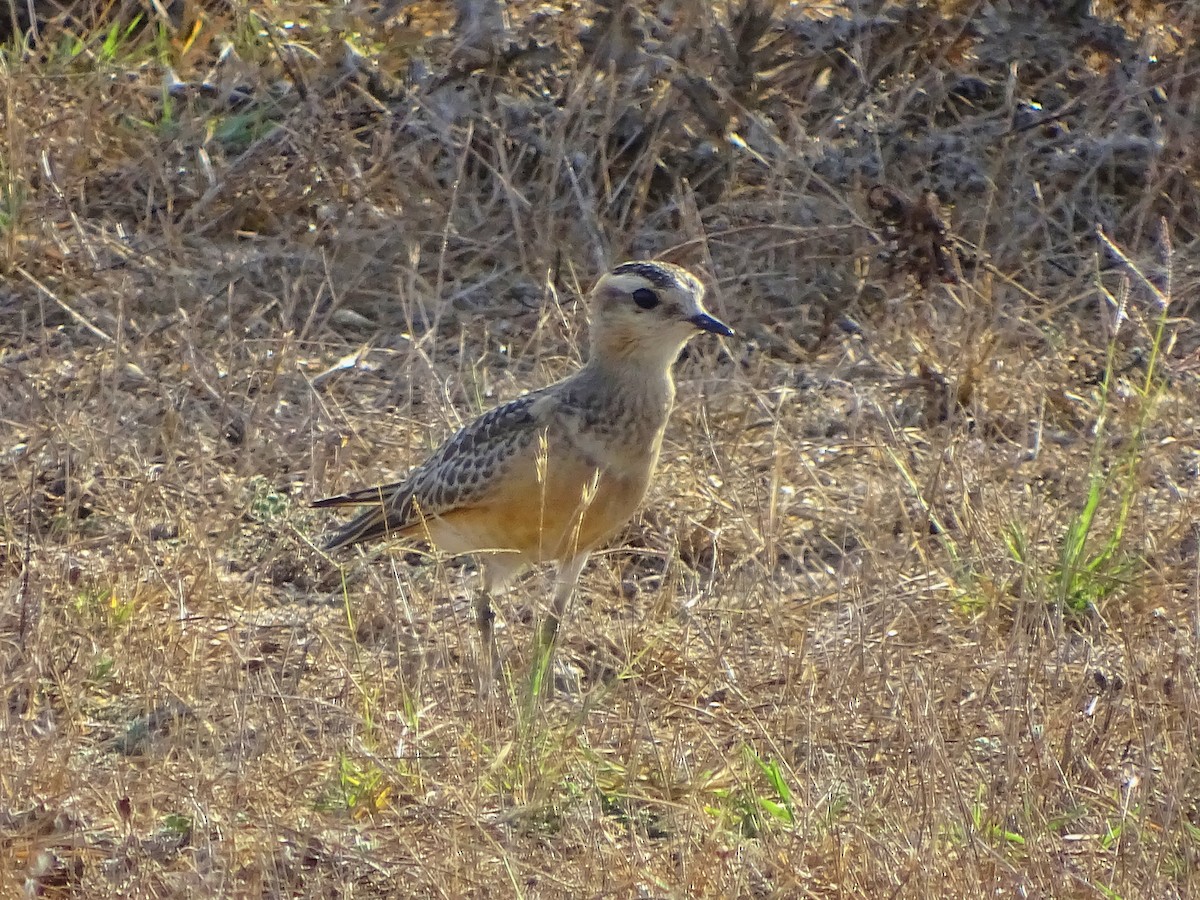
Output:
[[473, 587, 499, 695], [541, 551, 590, 646], [475, 559, 522, 696], [531, 552, 589, 695]]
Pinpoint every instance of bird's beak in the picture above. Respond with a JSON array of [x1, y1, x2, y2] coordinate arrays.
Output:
[[689, 312, 734, 337]]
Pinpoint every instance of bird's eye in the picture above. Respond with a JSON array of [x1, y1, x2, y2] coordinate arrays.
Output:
[[632, 288, 660, 310]]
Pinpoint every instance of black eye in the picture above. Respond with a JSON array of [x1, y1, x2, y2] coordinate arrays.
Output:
[[632, 288, 660, 310]]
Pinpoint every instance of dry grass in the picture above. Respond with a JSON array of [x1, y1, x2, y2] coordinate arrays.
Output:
[[3, 1, 1200, 896]]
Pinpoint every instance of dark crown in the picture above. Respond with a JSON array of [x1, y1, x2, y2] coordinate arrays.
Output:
[[611, 262, 683, 290]]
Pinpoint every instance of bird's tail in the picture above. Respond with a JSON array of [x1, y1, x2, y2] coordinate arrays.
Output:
[[312, 485, 404, 550]]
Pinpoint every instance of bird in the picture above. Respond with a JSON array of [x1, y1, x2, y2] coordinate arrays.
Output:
[[313, 260, 733, 691]]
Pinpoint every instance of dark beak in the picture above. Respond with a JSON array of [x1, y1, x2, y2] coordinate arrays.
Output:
[[689, 313, 734, 337]]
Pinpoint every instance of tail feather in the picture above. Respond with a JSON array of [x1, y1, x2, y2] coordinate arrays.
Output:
[[323, 506, 392, 550], [311, 481, 405, 509], [314, 482, 409, 550]]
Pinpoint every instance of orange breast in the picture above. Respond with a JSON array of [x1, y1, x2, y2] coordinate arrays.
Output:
[[417, 444, 654, 563]]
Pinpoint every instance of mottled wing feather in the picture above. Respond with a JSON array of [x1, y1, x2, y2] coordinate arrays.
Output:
[[318, 392, 547, 550]]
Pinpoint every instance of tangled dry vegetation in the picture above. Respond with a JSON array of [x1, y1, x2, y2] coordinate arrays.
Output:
[[3, 0, 1200, 896]]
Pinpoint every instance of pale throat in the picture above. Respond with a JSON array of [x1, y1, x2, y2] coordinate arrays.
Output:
[[589, 325, 691, 376]]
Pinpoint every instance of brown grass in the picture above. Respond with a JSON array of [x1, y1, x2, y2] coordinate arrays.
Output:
[[3, 1, 1200, 896]]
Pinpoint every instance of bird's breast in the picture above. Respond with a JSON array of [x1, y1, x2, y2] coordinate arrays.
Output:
[[425, 422, 660, 564]]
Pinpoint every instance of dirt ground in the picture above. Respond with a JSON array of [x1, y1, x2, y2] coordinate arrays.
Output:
[[3, 1, 1200, 897]]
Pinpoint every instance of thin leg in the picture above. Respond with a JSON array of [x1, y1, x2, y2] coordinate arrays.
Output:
[[532, 552, 590, 695], [540, 552, 590, 647], [474, 557, 523, 695], [474, 588, 499, 696]]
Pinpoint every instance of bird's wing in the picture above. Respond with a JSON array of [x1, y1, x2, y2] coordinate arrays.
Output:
[[316, 389, 556, 550]]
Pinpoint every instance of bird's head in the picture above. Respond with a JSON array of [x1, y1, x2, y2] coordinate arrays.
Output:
[[588, 261, 732, 367]]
